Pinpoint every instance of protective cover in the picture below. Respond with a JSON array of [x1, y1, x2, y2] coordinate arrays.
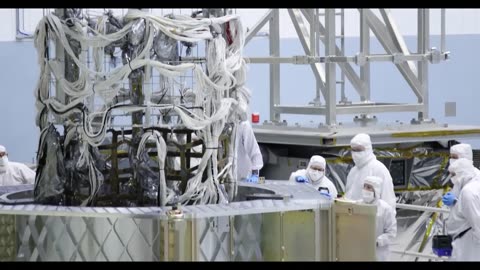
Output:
[[64, 134, 106, 206], [34, 125, 66, 205]]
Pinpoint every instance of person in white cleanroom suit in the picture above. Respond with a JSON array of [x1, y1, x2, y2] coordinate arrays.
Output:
[[361, 176, 397, 261], [0, 145, 35, 186], [232, 83, 264, 183], [236, 119, 264, 183], [289, 155, 338, 199], [448, 143, 480, 197], [442, 158, 480, 261], [345, 133, 396, 210], [450, 143, 474, 164]]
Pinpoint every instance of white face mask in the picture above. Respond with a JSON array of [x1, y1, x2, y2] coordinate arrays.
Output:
[[308, 169, 324, 182], [362, 189, 375, 203], [451, 175, 460, 186], [449, 158, 457, 166], [451, 173, 471, 189], [0, 156, 8, 166], [352, 151, 371, 167], [0, 156, 8, 172]]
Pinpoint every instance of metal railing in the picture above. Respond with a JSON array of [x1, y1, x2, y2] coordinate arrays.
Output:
[[391, 203, 450, 261]]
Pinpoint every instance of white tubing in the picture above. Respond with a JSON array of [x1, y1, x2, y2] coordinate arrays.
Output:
[[35, 9, 249, 205]]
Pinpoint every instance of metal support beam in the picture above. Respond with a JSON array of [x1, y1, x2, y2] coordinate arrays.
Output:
[[441, 9, 446, 53], [245, 9, 273, 45], [396, 203, 449, 214], [360, 9, 370, 101], [269, 9, 281, 122], [309, 9, 321, 105], [288, 9, 327, 98], [309, 9, 316, 59], [339, 8, 347, 103], [246, 57, 297, 64], [363, 9, 424, 102], [300, 9, 368, 100], [245, 54, 428, 64], [274, 103, 423, 115], [418, 9, 430, 120], [390, 249, 444, 261], [325, 9, 336, 126], [380, 9, 418, 76]]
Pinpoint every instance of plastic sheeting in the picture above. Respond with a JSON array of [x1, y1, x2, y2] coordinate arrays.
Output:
[[181, 41, 196, 57], [392, 189, 447, 261], [408, 156, 445, 189], [122, 16, 146, 80], [135, 146, 161, 206], [153, 31, 179, 62], [103, 11, 126, 67], [64, 9, 83, 84], [65, 9, 83, 27], [34, 125, 66, 205], [34, 125, 108, 206], [64, 136, 106, 206]]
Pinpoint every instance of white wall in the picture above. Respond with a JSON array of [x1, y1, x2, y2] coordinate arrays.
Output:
[[2, 9, 480, 42], [0, 9, 15, 42]]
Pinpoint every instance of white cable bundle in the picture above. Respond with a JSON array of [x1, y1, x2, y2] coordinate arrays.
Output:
[[34, 9, 249, 206], [76, 139, 103, 206], [225, 19, 245, 74], [93, 15, 106, 74], [136, 130, 175, 206]]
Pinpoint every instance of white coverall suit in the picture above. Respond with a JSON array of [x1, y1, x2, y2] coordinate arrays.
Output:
[[362, 176, 397, 261], [345, 133, 397, 210], [445, 158, 480, 261], [289, 155, 338, 199]]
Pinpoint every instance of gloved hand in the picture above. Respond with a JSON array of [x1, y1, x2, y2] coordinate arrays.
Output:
[[295, 176, 309, 183], [319, 190, 332, 199], [246, 174, 259, 183], [442, 192, 457, 206]]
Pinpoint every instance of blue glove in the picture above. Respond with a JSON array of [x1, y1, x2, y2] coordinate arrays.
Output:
[[295, 176, 309, 183], [442, 192, 457, 206], [246, 174, 259, 183], [319, 190, 332, 199]]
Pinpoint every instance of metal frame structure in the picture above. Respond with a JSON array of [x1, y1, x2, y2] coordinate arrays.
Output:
[[391, 203, 450, 261], [244, 9, 449, 126], [0, 182, 344, 261]]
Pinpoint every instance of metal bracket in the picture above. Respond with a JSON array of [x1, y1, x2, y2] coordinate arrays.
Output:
[[353, 114, 378, 126], [167, 204, 184, 219], [429, 47, 450, 64], [393, 53, 405, 64], [410, 117, 436, 125], [293, 55, 321, 65], [309, 96, 322, 106], [355, 53, 367, 66], [444, 51, 451, 61], [326, 56, 348, 63], [293, 55, 310, 64]]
